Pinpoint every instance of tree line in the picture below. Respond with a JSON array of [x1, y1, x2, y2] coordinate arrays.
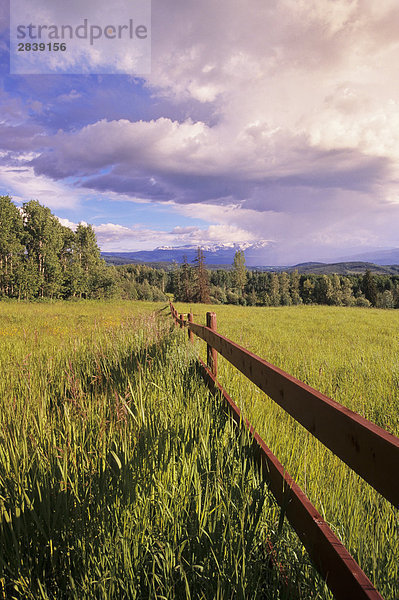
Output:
[[0, 196, 167, 301], [1, 196, 399, 307], [171, 250, 399, 309]]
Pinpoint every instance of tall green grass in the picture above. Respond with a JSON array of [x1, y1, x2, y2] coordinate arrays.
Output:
[[173, 303, 399, 599], [0, 300, 333, 599]]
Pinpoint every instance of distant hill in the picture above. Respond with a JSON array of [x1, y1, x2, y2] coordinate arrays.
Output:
[[338, 248, 399, 265], [286, 262, 399, 275], [102, 255, 175, 269], [102, 251, 399, 276]]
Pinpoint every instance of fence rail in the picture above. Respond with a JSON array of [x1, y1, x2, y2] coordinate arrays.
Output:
[[169, 301, 399, 600]]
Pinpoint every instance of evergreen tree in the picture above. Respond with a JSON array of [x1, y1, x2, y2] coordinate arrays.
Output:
[[261, 291, 271, 306], [193, 248, 210, 303], [393, 282, 399, 308], [170, 261, 181, 299], [232, 250, 247, 294], [361, 270, 378, 306], [179, 255, 194, 302], [246, 288, 258, 306], [210, 269, 230, 290]]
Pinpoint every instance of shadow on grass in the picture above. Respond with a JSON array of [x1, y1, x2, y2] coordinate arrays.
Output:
[[0, 332, 307, 600]]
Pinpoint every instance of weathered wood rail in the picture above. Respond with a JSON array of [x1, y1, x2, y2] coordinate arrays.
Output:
[[169, 301, 399, 600]]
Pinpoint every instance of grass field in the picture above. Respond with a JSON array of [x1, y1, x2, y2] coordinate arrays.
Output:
[[0, 300, 329, 599], [0, 300, 397, 598], [173, 302, 399, 599]]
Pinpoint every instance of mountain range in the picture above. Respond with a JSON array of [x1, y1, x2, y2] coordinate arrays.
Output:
[[102, 241, 274, 266], [336, 247, 399, 265], [101, 242, 399, 271]]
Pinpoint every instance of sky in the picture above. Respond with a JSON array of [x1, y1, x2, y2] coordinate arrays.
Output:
[[1, 0, 399, 265]]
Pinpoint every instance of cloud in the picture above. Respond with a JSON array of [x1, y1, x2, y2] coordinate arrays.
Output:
[[2, 0, 399, 261], [18, 0, 399, 209], [29, 115, 393, 207], [0, 164, 81, 210], [10, 0, 150, 74], [88, 219, 256, 251], [57, 216, 79, 229], [172, 195, 399, 264], [170, 226, 198, 234], [57, 89, 81, 102]]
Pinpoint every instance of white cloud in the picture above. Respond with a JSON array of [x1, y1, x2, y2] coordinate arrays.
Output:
[[148, 0, 399, 169], [0, 165, 81, 209], [57, 217, 78, 229], [10, 0, 150, 74], [57, 90, 81, 103], [172, 195, 399, 264], [90, 219, 256, 251]]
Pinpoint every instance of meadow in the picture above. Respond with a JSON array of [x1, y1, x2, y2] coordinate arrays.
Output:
[[0, 300, 397, 598], [0, 300, 330, 599], [173, 302, 399, 599]]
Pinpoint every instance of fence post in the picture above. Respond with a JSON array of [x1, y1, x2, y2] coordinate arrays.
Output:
[[188, 313, 193, 342], [206, 312, 217, 377], [179, 314, 184, 329]]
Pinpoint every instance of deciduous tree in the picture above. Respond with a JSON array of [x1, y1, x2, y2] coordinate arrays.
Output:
[[0, 196, 24, 297]]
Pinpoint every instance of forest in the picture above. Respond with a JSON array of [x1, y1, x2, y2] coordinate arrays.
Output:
[[1, 195, 399, 307]]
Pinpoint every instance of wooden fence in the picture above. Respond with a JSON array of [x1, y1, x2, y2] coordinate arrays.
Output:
[[169, 301, 399, 600]]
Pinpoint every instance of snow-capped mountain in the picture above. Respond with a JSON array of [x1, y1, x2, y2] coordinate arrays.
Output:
[[156, 241, 269, 252], [102, 241, 276, 266]]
